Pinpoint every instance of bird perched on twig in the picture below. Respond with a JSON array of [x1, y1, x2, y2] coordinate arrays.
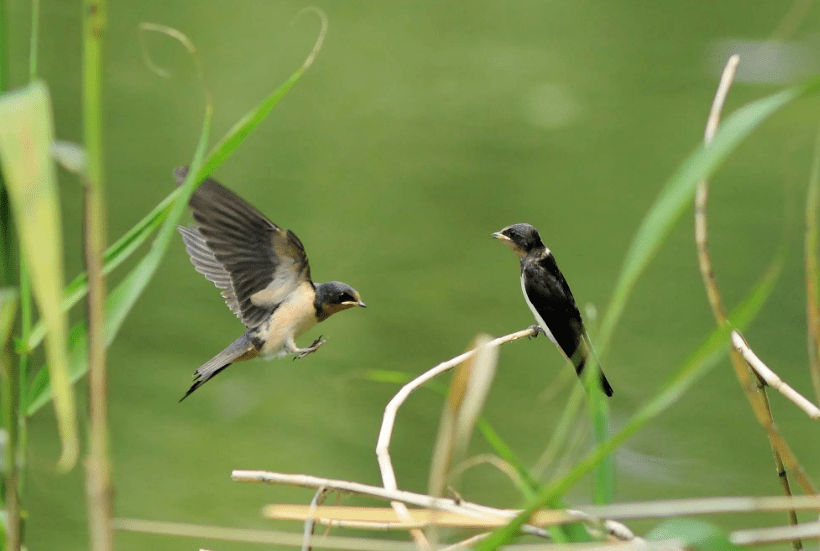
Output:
[[175, 167, 366, 401], [493, 223, 613, 397]]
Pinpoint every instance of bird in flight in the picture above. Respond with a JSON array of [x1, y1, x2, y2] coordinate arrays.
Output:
[[175, 167, 366, 400], [493, 223, 613, 397]]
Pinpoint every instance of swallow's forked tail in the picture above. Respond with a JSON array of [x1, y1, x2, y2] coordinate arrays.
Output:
[[574, 336, 614, 398], [179, 332, 257, 401]]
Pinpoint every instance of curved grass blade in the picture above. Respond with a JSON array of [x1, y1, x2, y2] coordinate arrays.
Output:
[[197, 7, 326, 180], [0, 81, 78, 470], [596, 76, 820, 358], [477, 251, 784, 550]]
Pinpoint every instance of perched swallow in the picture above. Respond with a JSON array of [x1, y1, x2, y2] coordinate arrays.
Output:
[[175, 167, 366, 400], [493, 223, 613, 397]]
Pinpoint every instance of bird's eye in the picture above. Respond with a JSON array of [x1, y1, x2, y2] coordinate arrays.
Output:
[[340, 293, 353, 303]]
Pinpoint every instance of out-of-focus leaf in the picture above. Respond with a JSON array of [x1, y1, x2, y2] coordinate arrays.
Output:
[[51, 140, 87, 174], [0, 288, 17, 345], [648, 519, 741, 551], [0, 81, 78, 470]]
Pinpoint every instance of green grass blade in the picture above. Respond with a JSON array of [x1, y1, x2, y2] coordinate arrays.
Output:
[[197, 8, 326, 179], [25, 113, 210, 416], [477, 253, 783, 550], [0, 82, 78, 470], [597, 77, 820, 357], [0, 288, 18, 548]]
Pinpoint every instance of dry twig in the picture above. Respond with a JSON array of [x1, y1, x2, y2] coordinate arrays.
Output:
[[112, 517, 415, 551], [732, 331, 820, 420], [233, 469, 550, 538], [694, 54, 814, 549], [374, 327, 536, 547]]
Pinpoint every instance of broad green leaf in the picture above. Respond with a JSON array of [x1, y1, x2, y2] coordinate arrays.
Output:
[[0, 82, 78, 470], [477, 252, 783, 550]]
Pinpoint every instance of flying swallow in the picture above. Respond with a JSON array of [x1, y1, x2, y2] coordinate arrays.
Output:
[[175, 167, 366, 400], [493, 223, 613, 397]]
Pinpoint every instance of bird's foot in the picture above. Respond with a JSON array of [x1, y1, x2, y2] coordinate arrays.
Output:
[[528, 324, 547, 339], [293, 336, 326, 360]]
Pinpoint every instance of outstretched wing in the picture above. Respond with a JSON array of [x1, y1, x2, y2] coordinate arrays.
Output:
[[176, 167, 311, 329]]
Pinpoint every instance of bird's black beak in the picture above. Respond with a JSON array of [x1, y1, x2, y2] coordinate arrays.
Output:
[[357, 301, 367, 308], [492, 231, 509, 242]]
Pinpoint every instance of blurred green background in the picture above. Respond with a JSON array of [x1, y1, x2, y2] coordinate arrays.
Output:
[[6, 1, 820, 549]]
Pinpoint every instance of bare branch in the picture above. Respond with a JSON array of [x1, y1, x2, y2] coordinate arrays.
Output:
[[374, 327, 536, 547], [732, 332, 820, 419], [732, 520, 820, 547], [112, 518, 415, 551]]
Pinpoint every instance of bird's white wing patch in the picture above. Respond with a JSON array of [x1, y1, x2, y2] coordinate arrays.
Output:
[[521, 273, 558, 346]]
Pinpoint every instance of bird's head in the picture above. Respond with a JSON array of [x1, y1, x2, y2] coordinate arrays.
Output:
[[492, 223, 545, 258], [314, 281, 366, 321]]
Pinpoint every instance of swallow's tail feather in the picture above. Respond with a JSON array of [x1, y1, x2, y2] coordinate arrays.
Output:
[[598, 369, 614, 397], [572, 357, 614, 397], [180, 332, 257, 401], [573, 337, 614, 397]]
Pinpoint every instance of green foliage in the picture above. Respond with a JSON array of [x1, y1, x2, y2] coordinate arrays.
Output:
[[0, 82, 78, 471], [648, 519, 742, 551]]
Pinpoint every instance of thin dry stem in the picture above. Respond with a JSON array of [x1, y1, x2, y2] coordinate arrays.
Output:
[[233, 469, 550, 538], [732, 331, 820, 419], [113, 518, 416, 551], [302, 486, 329, 551], [374, 327, 535, 548], [84, 0, 113, 548], [695, 54, 739, 320], [732, 520, 820, 546], [694, 54, 812, 549]]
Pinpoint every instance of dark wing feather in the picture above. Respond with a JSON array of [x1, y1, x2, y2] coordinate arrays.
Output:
[[175, 168, 311, 329], [523, 253, 614, 396], [178, 225, 242, 319], [522, 254, 585, 365]]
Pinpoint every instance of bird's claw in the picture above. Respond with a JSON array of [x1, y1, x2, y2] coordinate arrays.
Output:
[[528, 324, 547, 340], [293, 336, 326, 360]]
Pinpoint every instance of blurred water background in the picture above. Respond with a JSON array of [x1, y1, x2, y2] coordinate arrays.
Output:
[[6, 1, 820, 549]]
